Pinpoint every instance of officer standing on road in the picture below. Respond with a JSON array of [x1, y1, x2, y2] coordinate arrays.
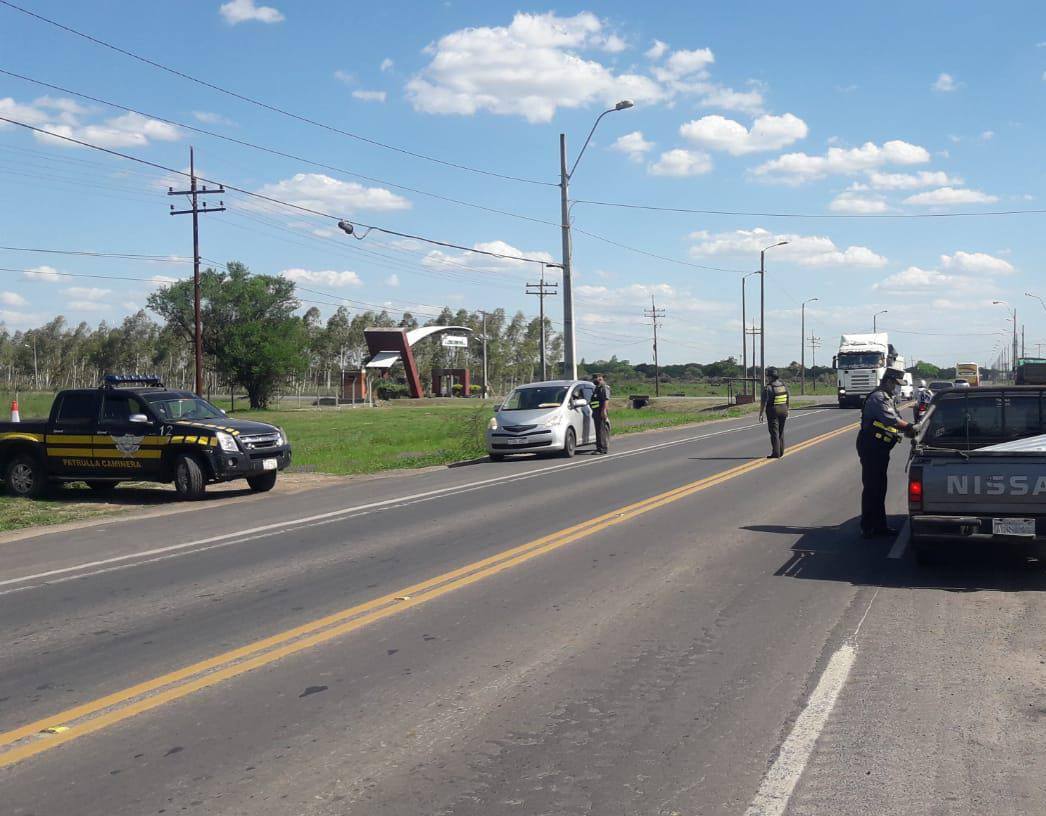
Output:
[[857, 364, 917, 538], [759, 366, 790, 458], [592, 374, 611, 454]]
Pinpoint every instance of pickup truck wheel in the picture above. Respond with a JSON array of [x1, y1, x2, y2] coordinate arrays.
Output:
[[246, 472, 277, 493], [5, 453, 46, 499], [173, 453, 206, 500]]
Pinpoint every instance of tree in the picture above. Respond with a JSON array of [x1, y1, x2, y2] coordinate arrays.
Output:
[[147, 261, 308, 408]]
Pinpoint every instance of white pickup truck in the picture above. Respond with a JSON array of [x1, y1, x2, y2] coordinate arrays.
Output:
[[907, 385, 1046, 563]]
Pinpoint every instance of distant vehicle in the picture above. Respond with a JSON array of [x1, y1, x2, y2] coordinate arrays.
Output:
[[487, 380, 599, 460], [955, 362, 980, 386], [898, 372, 914, 400], [928, 381, 954, 393], [1015, 358, 1046, 385], [834, 333, 905, 408], [908, 385, 1046, 563], [0, 375, 291, 500], [953, 379, 970, 388]]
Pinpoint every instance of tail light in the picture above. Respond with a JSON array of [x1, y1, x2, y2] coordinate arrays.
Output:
[[908, 466, 923, 511]]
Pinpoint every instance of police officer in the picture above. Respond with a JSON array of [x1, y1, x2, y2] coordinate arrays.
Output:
[[857, 364, 917, 538], [759, 366, 790, 458], [592, 374, 611, 454]]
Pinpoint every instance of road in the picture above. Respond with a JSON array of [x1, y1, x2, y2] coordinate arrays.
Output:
[[3, 404, 1046, 815]]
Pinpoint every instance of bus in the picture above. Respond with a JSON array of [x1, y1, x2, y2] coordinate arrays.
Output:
[[955, 362, 980, 386]]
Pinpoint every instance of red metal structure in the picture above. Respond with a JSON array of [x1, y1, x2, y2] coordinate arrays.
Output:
[[363, 326, 473, 398], [431, 368, 470, 397]]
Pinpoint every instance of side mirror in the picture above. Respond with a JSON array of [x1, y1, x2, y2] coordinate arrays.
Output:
[[832, 355, 838, 369], [492, 404, 501, 412], [572, 398, 588, 408], [129, 413, 150, 424], [219, 408, 227, 415]]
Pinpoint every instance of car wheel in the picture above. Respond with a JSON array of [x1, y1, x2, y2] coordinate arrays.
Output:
[[86, 481, 119, 495], [561, 428, 577, 458], [5, 453, 46, 498], [173, 453, 206, 500], [246, 472, 277, 493], [489, 453, 505, 462]]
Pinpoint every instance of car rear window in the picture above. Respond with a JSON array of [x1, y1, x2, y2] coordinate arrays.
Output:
[[924, 391, 1044, 449]]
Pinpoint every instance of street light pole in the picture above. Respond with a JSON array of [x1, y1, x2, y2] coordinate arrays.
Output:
[[801, 297, 819, 395], [559, 100, 633, 380], [741, 271, 758, 394], [758, 241, 788, 391], [873, 309, 888, 334], [994, 300, 1018, 378]]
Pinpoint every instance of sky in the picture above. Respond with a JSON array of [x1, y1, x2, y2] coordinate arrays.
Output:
[[1, 0, 1045, 368]]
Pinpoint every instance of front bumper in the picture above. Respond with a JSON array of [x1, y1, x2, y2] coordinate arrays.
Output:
[[208, 445, 292, 480], [486, 426, 564, 454], [910, 513, 1046, 543]]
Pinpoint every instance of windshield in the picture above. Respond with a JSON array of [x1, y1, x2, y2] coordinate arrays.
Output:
[[144, 393, 226, 421], [837, 351, 884, 369], [501, 385, 569, 411]]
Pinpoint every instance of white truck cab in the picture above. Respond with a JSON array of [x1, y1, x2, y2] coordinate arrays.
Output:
[[834, 333, 904, 408]]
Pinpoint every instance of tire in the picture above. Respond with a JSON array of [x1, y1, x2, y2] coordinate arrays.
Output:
[[246, 471, 277, 493], [5, 453, 46, 499], [86, 481, 119, 494], [489, 453, 505, 462], [560, 428, 577, 458], [173, 453, 206, 500]]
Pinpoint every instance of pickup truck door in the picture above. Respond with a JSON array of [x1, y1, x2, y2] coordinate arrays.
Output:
[[46, 391, 102, 476], [95, 392, 165, 479]]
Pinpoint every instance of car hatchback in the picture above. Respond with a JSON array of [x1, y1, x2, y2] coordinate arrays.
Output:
[[487, 380, 599, 459]]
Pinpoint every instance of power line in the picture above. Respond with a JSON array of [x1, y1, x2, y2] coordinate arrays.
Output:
[[0, 116, 557, 265], [571, 226, 751, 273], [0, 0, 554, 188], [573, 198, 1046, 220], [0, 68, 561, 229], [0, 245, 193, 262]]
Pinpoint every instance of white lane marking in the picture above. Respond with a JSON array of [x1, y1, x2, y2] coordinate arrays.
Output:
[[0, 409, 833, 591], [888, 520, 910, 559], [743, 643, 857, 816]]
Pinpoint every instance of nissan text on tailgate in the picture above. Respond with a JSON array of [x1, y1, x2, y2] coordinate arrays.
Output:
[[908, 386, 1046, 563]]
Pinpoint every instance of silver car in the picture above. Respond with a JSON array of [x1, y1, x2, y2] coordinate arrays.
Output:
[[487, 380, 598, 460]]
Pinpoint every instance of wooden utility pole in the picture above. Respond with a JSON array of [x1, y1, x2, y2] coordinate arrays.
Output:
[[169, 147, 225, 395], [525, 266, 558, 382], [644, 297, 666, 396]]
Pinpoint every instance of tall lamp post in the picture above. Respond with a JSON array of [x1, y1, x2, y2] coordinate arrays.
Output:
[[801, 297, 819, 395], [741, 271, 759, 393], [759, 241, 789, 390], [873, 309, 887, 334], [559, 100, 634, 379], [993, 300, 1017, 378]]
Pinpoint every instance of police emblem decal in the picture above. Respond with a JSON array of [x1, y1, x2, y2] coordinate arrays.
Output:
[[112, 434, 144, 456]]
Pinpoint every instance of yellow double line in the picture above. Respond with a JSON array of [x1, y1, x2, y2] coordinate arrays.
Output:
[[0, 420, 857, 768]]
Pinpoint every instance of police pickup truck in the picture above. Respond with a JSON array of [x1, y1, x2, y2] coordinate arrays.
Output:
[[908, 385, 1046, 563], [0, 376, 291, 500]]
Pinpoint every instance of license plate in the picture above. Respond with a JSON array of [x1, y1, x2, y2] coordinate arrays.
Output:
[[506, 437, 527, 446], [992, 518, 1036, 537], [262, 458, 278, 470]]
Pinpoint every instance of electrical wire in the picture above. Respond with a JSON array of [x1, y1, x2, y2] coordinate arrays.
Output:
[[0, 1, 555, 187], [572, 198, 1046, 219], [572, 226, 751, 273], [0, 245, 193, 262]]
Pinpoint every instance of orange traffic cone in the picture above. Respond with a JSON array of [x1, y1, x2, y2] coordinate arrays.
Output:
[[10, 399, 19, 423]]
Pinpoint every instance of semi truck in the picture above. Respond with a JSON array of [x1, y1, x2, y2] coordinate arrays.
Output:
[[1015, 358, 1046, 385], [834, 333, 904, 408]]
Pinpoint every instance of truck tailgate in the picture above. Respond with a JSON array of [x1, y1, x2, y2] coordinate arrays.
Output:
[[922, 455, 1046, 515]]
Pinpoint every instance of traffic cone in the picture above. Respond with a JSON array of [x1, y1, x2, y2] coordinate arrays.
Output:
[[10, 399, 20, 423]]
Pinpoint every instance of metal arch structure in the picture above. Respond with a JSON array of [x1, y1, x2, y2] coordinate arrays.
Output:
[[364, 325, 473, 398]]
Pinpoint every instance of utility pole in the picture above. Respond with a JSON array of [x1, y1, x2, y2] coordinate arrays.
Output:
[[526, 266, 558, 382], [746, 323, 761, 382], [800, 297, 819, 396], [741, 272, 757, 395], [808, 334, 822, 390], [478, 310, 489, 398], [643, 297, 666, 397], [169, 146, 225, 396]]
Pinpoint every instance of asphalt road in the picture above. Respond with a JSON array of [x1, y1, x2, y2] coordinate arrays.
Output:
[[3, 404, 1046, 815]]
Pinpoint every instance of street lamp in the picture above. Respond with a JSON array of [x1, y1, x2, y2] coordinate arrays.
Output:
[[759, 240, 789, 388], [1027, 292, 1046, 313], [559, 100, 634, 379], [873, 309, 888, 333], [993, 300, 1018, 377], [741, 271, 759, 393], [801, 297, 819, 395]]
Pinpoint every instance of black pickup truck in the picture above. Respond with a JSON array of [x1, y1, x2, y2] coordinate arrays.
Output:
[[0, 376, 291, 500]]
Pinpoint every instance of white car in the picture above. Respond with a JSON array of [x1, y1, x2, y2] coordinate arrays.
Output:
[[487, 380, 599, 460], [898, 372, 915, 400]]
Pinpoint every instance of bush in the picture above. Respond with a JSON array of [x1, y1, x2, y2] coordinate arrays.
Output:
[[375, 382, 410, 400], [452, 383, 463, 396], [469, 384, 481, 395]]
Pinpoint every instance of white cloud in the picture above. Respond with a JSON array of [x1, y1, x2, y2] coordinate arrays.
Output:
[[680, 113, 807, 155], [611, 130, 654, 161], [68, 301, 109, 312], [689, 226, 887, 267], [932, 72, 959, 92], [648, 148, 712, 177], [697, 85, 765, 115], [653, 48, 715, 82], [385, 274, 400, 287], [602, 33, 628, 53], [903, 187, 999, 206], [828, 191, 890, 214], [645, 40, 669, 60], [150, 274, 179, 286], [23, 265, 61, 282], [752, 139, 931, 184], [980, 130, 995, 141], [380, 58, 394, 72], [281, 269, 363, 287], [352, 90, 387, 103], [219, 0, 284, 24], [63, 286, 110, 301], [939, 250, 1014, 276], [193, 110, 236, 127], [334, 70, 356, 86], [422, 240, 554, 273], [0, 291, 27, 307], [864, 170, 962, 190], [875, 266, 997, 296], [1, 96, 182, 149], [406, 12, 667, 122], [576, 282, 729, 316], [254, 173, 410, 213]]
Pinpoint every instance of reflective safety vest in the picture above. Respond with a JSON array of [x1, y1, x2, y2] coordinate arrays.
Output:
[[766, 381, 789, 413]]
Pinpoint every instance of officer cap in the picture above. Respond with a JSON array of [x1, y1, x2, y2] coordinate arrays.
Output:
[[883, 365, 905, 381], [765, 366, 778, 378]]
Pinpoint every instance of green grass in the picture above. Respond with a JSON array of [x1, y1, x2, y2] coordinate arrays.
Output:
[[0, 492, 127, 532], [0, 391, 55, 420]]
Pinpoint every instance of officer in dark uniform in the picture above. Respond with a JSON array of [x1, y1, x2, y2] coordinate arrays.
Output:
[[857, 364, 918, 538], [592, 374, 610, 454], [759, 366, 790, 458]]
